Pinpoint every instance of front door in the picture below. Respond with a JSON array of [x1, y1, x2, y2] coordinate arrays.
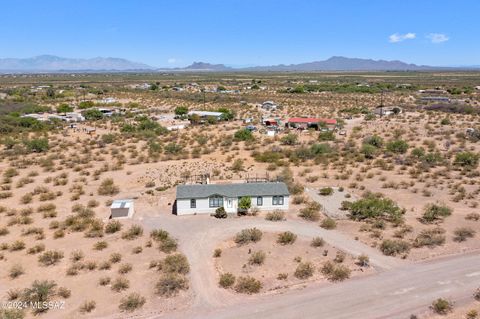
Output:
[[225, 198, 236, 213]]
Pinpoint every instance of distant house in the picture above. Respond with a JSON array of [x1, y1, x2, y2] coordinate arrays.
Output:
[[262, 117, 282, 127], [187, 110, 224, 121], [374, 106, 402, 116], [110, 199, 134, 219], [66, 112, 85, 122], [175, 182, 290, 215], [261, 101, 278, 111], [419, 96, 450, 103], [21, 114, 47, 122], [286, 117, 337, 130], [475, 86, 480, 91]]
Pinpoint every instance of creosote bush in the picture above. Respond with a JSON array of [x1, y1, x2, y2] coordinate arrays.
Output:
[[234, 276, 262, 294], [234, 228, 262, 245], [219, 273, 236, 288], [277, 231, 297, 245], [119, 293, 146, 312]]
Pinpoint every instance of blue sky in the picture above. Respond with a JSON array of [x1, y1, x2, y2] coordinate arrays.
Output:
[[1, 0, 478, 67]]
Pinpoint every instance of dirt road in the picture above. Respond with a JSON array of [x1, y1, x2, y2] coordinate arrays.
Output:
[[140, 213, 406, 312], [165, 252, 480, 319]]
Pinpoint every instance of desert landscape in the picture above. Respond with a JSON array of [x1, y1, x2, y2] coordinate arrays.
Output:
[[0, 70, 479, 319]]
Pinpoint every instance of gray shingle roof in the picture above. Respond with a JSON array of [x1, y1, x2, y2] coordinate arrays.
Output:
[[176, 182, 289, 199]]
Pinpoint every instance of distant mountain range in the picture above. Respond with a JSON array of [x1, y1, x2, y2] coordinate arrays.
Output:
[[0, 55, 152, 72], [0, 55, 478, 73]]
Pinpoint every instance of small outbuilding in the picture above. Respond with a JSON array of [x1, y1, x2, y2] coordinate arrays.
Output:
[[110, 199, 134, 219]]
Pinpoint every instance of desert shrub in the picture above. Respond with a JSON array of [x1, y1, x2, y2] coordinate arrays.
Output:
[[421, 203, 452, 223], [109, 253, 122, 263], [162, 253, 190, 274], [219, 273, 236, 288], [474, 288, 480, 301], [319, 187, 334, 196], [111, 277, 130, 292], [119, 293, 146, 312], [357, 254, 370, 267], [234, 228, 262, 245], [0, 309, 25, 319], [121, 225, 143, 240], [79, 300, 96, 314], [298, 201, 322, 221], [213, 248, 222, 257], [150, 229, 170, 242], [38, 250, 64, 266], [320, 217, 337, 229], [311, 237, 325, 247], [157, 236, 177, 253], [466, 213, 480, 221], [118, 263, 133, 274], [413, 228, 446, 248], [318, 131, 335, 141], [57, 287, 71, 299], [234, 276, 262, 294], [155, 273, 188, 297], [248, 251, 266, 265], [99, 276, 111, 286], [105, 220, 122, 233], [453, 227, 476, 242], [386, 139, 408, 154], [277, 231, 297, 245], [430, 298, 453, 315], [24, 138, 49, 153], [265, 210, 285, 221], [9, 264, 25, 279], [213, 207, 227, 218], [379, 239, 410, 256], [320, 261, 351, 281], [454, 151, 479, 169], [94, 241, 108, 250], [234, 128, 254, 141], [97, 178, 119, 196], [294, 262, 315, 279], [364, 135, 384, 148], [334, 251, 346, 263], [27, 243, 45, 254], [21, 280, 57, 314], [0, 227, 9, 236], [348, 194, 404, 223]]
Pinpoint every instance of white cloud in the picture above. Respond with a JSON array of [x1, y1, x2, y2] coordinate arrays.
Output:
[[427, 33, 449, 43], [389, 32, 416, 43], [167, 58, 177, 64]]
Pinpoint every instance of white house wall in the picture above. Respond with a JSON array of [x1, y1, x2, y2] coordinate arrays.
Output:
[[176, 195, 289, 216]]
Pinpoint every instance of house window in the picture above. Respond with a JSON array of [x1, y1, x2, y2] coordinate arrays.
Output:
[[190, 199, 196, 208], [209, 195, 223, 208], [257, 196, 263, 206], [272, 196, 284, 205]]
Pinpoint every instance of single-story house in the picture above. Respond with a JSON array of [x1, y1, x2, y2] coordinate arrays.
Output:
[[419, 96, 450, 103], [286, 117, 337, 130], [187, 110, 224, 121], [374, 106, 402, 116], [261, 101, 278, 110], [110, 199, 134, 218], [175, 182, 290, 215]]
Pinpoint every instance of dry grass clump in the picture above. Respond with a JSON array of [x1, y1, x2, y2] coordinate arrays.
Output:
[[219, 273, 236, 288], [121, 224, 143, 240], [234, 276, 262, 294], [234, 228, 262, 245], [119, 293, 146, 312]]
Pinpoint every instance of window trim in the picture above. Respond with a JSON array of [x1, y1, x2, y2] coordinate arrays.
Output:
[[272, 195, 284, 206], [209, 195, 224, 208], [257, 196, 263, 206]]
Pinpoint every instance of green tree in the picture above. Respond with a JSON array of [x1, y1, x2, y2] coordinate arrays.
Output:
[[386, 139, 408, 154], [82, 109, 104, 120], [24, 138, 49, 153], [238, 197, 252, 212], [174, 106, 188, 116], [56, 104, 73, 114], [454, 151, 479, 169], [234, 128, 254, 141]]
